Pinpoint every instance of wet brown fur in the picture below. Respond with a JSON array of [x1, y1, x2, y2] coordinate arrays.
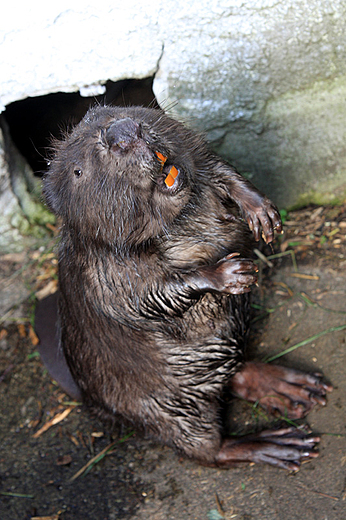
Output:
[[43, 105, 281, 463]]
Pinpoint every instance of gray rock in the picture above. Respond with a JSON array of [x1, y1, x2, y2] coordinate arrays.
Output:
[[153, 0, 346, 207], [1, 0, 345, 208]]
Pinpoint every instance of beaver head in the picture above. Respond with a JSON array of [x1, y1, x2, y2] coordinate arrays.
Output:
[[43, 106, 210, 249]]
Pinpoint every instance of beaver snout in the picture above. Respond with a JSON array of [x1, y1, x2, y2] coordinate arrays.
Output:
[[105, 118, 141, 150]]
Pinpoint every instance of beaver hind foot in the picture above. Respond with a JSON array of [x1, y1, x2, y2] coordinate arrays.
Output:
[[215, 427, 320, 471], [231, 362, 333, 419]]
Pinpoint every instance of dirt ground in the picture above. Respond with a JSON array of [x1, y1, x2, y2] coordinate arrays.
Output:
[[0, 204, 345, 520]]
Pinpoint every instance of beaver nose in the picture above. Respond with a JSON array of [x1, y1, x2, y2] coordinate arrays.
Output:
[[105, 118, 140, 150]]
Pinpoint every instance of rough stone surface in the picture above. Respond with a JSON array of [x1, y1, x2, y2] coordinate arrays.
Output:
[[0, 121, 27, 253], [153, 0, 346, 208], [0, 117, 49, 254], [1, 0, 346, 208], [0, 2, 163, 109]]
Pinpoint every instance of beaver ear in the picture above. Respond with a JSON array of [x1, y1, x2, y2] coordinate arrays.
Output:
[[42, 173, 64, 216]]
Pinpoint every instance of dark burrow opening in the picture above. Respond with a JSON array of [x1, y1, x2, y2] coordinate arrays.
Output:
[[3, 76, 157, 175]]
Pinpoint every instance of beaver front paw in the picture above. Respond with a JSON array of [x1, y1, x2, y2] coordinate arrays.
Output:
[[196, 253, 258, 295], [240, 194, 282, 244]]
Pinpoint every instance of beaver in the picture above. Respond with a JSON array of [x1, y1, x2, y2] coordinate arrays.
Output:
[[39, 105, 331, 470]]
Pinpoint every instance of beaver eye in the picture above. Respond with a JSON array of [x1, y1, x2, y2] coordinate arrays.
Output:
[[74, 168, 83, 177]]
